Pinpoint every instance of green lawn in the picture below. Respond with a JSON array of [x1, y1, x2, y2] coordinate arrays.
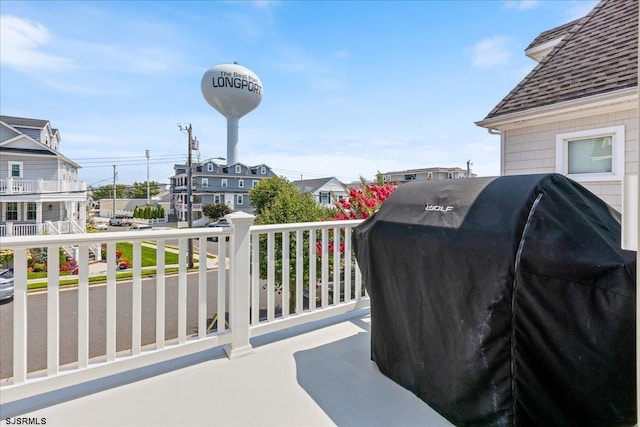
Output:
[[116, 242, 180, 267], [27, 242, 181, 281]]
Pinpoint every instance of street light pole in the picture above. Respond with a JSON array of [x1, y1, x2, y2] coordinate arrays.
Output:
[[145, 149, 150, 205]]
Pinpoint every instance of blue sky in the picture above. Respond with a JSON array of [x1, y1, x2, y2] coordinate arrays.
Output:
[[1, 0, 598, 188]]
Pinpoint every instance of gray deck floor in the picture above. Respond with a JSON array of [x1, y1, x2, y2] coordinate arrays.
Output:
[[1, 310, 452, 426]]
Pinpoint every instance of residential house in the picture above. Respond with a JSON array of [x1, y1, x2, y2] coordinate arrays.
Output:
[[170, 160, 274, 221], [475, 0, 638, 212], [0, 115, 88, 236], [381, 166, 477, 184], [292, 177, 348, 208]]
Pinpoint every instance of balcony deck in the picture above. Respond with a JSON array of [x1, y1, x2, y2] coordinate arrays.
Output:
[[1, 310, 451, 426]]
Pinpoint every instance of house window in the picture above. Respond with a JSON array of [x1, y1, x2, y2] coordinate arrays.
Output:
[[319, 192, 330, 204], [6, 202, 18, 221], [207, 164, 214, 172], [448, 172, 454, 179], [252, 180, 258, 188], [235, 165, 241, 173], [202, 178, 209, 188], [214, 195, 221, 204], [556, 126, 624, 182], [239, 179, 244, 188], [260, 166, 266, 175], [427, 172, 433, 179], [237, 195, 243, 205], [27, 202, 36, 220], [221, 179, 228, 188], [8, 162, 23, 178]]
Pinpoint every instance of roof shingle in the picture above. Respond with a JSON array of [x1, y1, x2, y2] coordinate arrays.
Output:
[[484, 0, 638, 120]]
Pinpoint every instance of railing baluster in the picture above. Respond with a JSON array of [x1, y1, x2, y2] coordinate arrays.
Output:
[[332, 227, 340, 305], [156, 240, 166, 349], [251, 232, 259, 326], [178, 239, 187, 344], [132, 241, 142, 355], [218, 237, 227, 332], [78, 243, 89, 369], [282, 231, 290, 318], [321, 228, 329, 308], [344, 227, 352, 303], [198, 238, 207, 339], [355, 258, 363, 299], [309, 230, 317, 311], [13, 248, 28, 384], [106, 242, 117, 362], [267, 232, 275, 322], [47, 244, 60, 376], [295, 230, 303, 314]]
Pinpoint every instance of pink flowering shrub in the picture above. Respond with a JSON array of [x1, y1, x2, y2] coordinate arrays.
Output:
[[332, 184, 396, 220]]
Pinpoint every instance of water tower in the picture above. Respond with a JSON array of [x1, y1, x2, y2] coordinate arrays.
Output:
[[201, 63, 263, 165]]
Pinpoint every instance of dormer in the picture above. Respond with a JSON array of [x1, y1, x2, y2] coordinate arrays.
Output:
[[524, 18, 581, 63]]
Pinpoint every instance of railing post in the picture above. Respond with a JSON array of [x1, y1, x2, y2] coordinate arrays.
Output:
[[224, 211, 255, 359]]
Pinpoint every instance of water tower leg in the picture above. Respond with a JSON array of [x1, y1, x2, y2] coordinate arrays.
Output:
[[227, 117, 239, 165]]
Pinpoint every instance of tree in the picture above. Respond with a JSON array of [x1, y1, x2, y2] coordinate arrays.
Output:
[[126, 181, 161, 199], [202, 203, 233, 222], [249, 177, 334, 311], [92, 184, 128, 200], [248, 176, 293, 217]]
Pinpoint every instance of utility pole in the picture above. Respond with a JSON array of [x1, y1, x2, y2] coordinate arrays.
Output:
[[145, 149, 150, 205], [178, 124, 195, 269], [112, 165, 117, 218]]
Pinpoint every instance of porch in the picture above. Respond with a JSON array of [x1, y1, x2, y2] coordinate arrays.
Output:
[[1, 310, 450, 426], [0, 214, 452, 425]]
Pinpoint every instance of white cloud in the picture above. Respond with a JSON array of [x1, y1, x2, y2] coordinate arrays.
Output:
[[469, 36, 511, 68], [504, 1, 539, 11], [0, 15, 74, 72]]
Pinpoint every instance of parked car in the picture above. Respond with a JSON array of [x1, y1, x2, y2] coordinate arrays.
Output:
[[109, 216, 133, 226], [207, 218, 231, 242], [0, 269, 14, 301], [95, 221, 108, 231], [127, 224, 153, 231]]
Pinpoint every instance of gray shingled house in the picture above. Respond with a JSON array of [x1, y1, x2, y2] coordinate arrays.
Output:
[[476, 0, 638, 212]]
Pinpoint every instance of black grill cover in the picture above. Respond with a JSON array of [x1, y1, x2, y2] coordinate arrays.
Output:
[[353, 174, 636, 426]]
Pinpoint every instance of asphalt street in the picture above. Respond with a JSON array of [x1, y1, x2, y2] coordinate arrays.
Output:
[[0, 270, 228, 380]]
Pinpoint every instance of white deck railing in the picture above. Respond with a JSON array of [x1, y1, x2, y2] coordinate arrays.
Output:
[[0, 178, 86, 194], [0, 213, 366, 404]]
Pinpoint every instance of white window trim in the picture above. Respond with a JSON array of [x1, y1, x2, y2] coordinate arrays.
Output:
[[235, 165, 242, 173], [237, 195, 243, 205], [252, 180, 258, 188], [260, 166, 266, 175], [214, 195, 221, 204], [239, 179, 244, 188], [8, 161, 23, 178], [207, 164, 214, 172], [221, 179, 228, 188], [202, 178, 209, 188], [555, 125, 625, 182]]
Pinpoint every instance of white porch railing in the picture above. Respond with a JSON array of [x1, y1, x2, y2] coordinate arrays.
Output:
[[0, 178, 86, 194], [0, 214, 366, 404]]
